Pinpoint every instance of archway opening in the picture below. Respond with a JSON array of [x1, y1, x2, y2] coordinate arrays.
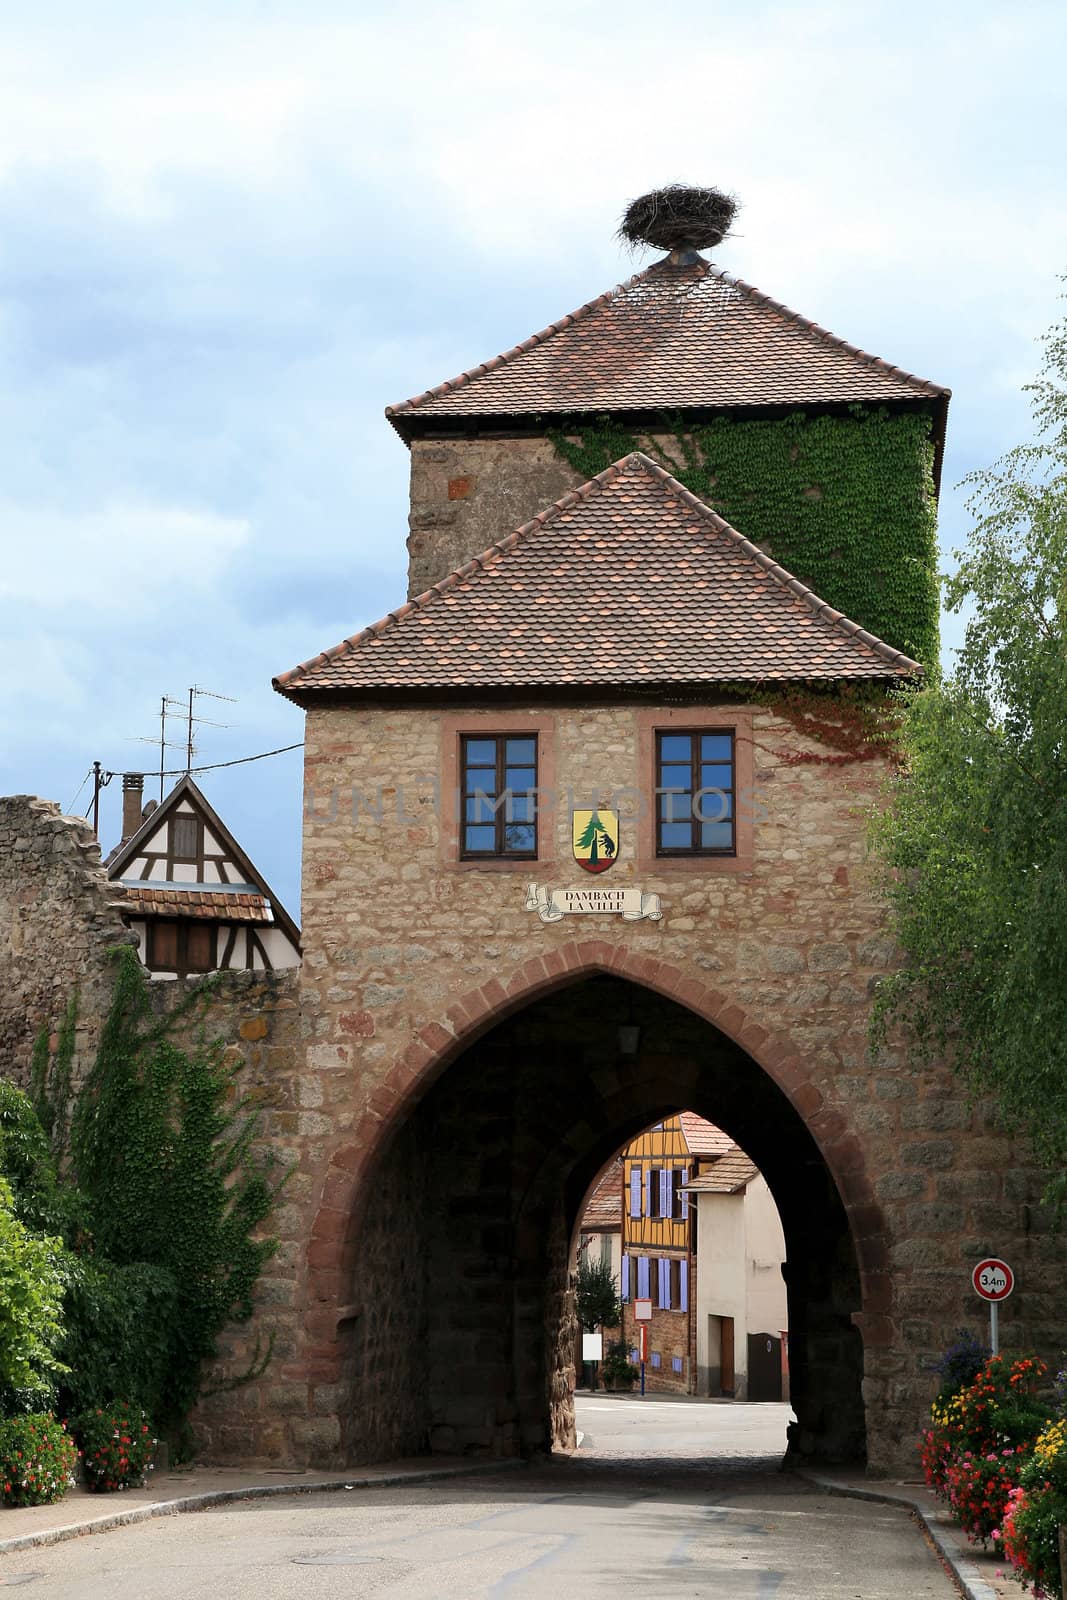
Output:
[[328, 974, 868, 1468]]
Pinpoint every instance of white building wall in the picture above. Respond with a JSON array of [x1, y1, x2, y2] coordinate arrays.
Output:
[[744, 1175, 788, 1336], [695, 1191, 747, 1395]]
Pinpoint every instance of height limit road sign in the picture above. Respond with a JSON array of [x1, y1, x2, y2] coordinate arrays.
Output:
[[972, 1257, 1014, 1355], [972, 1259, 1014, 1301]]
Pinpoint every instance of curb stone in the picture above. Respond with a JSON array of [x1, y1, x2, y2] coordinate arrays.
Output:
[[799, 1471, 999, 1600], [0, 1459, 525, 1557]]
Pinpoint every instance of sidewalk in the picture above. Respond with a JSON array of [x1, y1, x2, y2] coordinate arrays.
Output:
[[800, 1469, 1015, 1600], [0, 1456, 522, 1555]]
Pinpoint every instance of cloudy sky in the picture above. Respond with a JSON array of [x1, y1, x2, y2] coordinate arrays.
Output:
[[1, 0, 1064, 915]]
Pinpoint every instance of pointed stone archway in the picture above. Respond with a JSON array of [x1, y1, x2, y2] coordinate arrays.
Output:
[[296, 941, 889, 1468]]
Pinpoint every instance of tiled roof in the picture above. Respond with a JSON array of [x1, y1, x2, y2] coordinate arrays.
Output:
[[274, 453, 921, 697], [685, 1150, 760, 1195], [386, 255, 948, 433], [580, 1159, 623, 1231], [121, 886, 272, 923], [678, 1112, 736, 1158]]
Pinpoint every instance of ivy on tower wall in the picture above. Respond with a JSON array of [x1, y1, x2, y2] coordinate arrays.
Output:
[[550, 406, 940, 665]]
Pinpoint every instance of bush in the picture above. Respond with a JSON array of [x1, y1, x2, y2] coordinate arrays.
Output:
[[601, 1340, 636, 1389], [944, 1446, 1027, 1546], [0, 1177, 68, 1408], [933, 1329, 989, 1400], [1001, 1483, 1066, 1599], [75, 1403, 156, 1493], [0, 1414, 77, 1506], [929, 1353, 1050, 1462], [57, 1257, 176, 1420]]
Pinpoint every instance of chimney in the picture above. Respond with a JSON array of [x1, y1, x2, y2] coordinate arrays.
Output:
[[122, 773, 145, 842]]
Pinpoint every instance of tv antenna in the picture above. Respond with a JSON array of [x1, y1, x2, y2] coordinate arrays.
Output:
[[126, 687, 237, 802]]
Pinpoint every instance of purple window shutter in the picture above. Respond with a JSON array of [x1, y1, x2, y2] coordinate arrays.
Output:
[[680, 1260, 689, 1312], [621, 1254, 630, 1301], [630, 1169, 642, 1217], [659, 1169, 671, 1218], [645, 1169, 653, 1216], [680, 1173, 689, 1220], [659, 1257, 671, 1308], [637, 1256, 649, 1298]]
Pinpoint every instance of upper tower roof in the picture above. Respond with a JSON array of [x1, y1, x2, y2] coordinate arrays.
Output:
[[274, 452, 921, 702], [386, 253, 950, 449]]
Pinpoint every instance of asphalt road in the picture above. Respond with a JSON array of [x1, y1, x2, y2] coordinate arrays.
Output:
[[0, 1398, 958, 1598]]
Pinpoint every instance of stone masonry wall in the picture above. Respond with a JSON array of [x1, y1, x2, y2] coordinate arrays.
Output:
[[0, 796, 135, 1091], [407, 435, 580, 597], [276, 698, 1067, 1476]]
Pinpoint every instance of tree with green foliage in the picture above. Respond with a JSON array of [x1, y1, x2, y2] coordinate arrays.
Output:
[[575, 1253, 621, 1331], [871, 296, 1067, 1205], [0, 1176, 67, 1408]]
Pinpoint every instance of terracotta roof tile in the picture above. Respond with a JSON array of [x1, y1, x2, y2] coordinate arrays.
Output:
[[121, 886, 272, 923], [274, 453, 921, 697], [685, 1150, 760, 1194], [678, 1112, 736, 1157], [580, 1159, 624, 1231], [386, 256, 948, 433]]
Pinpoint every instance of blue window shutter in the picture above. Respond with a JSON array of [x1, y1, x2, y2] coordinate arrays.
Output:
[[621, 1254, 630, 1301], [645, 1169, 653, 1216], [629, 1169, 641, 1217], [637, 1256, 649, 1298], [680, 1260, 689, 1312], [659, 1169, 671, 1218], [659, 1258, 671, 1308], [680, 1173, 689, 1220]]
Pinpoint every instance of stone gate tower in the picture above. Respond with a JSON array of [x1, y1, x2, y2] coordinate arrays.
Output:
[[255, 193, 1066, 1477]]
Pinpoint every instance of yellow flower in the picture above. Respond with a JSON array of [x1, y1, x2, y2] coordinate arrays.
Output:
[[1033, 1419, 1067, 1467]]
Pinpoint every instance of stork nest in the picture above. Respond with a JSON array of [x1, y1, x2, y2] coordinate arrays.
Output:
[[618, 185, 739, 253]]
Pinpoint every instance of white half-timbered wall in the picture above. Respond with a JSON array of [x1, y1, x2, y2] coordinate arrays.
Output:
[[115, 791, 300, 978]]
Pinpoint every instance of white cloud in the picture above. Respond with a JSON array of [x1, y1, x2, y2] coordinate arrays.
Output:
[[0, 500, 249, 611]]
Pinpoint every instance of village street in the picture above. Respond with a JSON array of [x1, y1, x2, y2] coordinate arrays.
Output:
[[0, 1399, 958, 1598]]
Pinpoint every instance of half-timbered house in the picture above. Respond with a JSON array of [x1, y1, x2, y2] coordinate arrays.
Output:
[[107, 773, 300, 979]]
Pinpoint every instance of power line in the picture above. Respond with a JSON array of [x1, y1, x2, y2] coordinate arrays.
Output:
[[160, 741, 304, 778], [68, 769, 93, 814], [76, 739, 304, 821]]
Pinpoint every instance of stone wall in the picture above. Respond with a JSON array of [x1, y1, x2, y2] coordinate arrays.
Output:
[[146, 969, 307, 1464], [0, 796, 134, 1090], [406, 435, 580, 596], [273, 695, 1067, 1475]]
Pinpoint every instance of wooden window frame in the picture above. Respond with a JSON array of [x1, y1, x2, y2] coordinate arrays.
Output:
[[440, 713, 557, 871], [458, 732, 538, 862], [636, 708, 755, 875], [171, 813, 202, 865], [146, 918, 217, 977], [655, 727, 736, 858]]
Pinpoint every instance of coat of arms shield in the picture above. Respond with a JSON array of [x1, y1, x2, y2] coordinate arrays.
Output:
[[572, 808, 619, 874]]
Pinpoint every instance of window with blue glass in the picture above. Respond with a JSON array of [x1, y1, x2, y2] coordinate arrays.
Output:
[[655, 729, 735, 856], [460, 734, 538, 859]]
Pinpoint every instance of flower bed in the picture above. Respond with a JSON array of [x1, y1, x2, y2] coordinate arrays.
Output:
[[919, 1341, 1065, 1597], [0, 1414, 78, 1506], [74, 1402, 156, 1492]]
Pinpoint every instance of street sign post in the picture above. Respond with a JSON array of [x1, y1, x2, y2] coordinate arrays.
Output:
[[972, 1258, 1014, 1355], [638, 1323, 648, 1396]]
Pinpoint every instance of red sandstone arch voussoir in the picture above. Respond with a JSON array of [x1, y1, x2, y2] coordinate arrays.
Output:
[[303, 939, 888, 1358]]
